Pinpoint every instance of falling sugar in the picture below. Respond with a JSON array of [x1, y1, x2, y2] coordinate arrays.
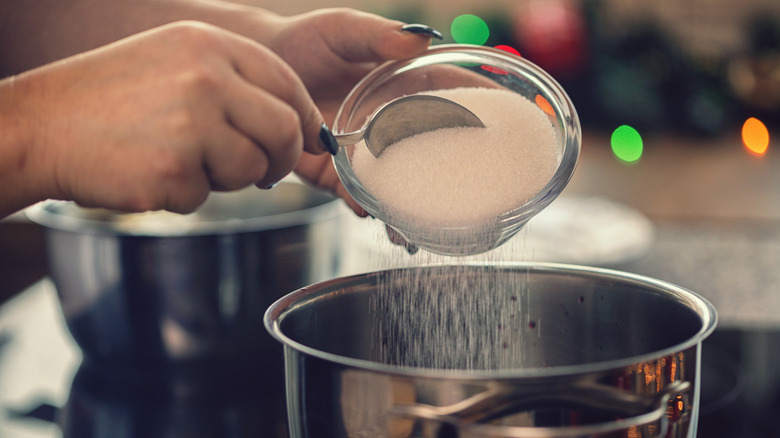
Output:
[[369, 262, 538, 370]]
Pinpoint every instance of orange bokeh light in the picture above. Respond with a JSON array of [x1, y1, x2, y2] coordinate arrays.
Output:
[[535, 94, 555, 116], [742, 117, 770, 156]]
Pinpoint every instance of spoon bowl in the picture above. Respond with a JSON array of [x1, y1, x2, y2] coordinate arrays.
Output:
[[334, 94, 485, 157]]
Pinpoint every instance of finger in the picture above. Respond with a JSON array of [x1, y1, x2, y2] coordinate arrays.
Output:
[[317, 11, 437, 63], [294, 153, 367, 217], [222, 34, 329, 156], [72, 139, 212, 214], [333, 182, 367, 217], [134, 150, 212, 214], [162, 174, 211, 214], [225, 88, 305, 188], [202, 123, 271, 191], [385, 225, 419, 255]]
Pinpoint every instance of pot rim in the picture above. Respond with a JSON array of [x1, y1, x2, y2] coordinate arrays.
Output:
[[264, 262, 718, 380], [25, 182, 343, 237]]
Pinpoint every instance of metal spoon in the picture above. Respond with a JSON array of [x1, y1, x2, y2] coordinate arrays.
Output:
[[335, 95, 485, 157]]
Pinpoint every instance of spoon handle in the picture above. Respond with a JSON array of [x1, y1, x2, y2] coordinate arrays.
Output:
[[333, 128, 367, 148]]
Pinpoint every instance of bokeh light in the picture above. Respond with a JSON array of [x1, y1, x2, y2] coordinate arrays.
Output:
[[742, 117, 769, 156], [611, 125, 643, 163], [535, 95, 555, 116], [481, 45, 521, 74], [481, 65, 508, 75], [495, 45, 521, 56], [451, 14, 490, 45]]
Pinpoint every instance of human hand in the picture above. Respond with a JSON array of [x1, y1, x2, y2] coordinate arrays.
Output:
[[385, 225, 419, 255], [260, 9, 441, 215], [266, 9, 440, 121], [4, 21, 334, 215]]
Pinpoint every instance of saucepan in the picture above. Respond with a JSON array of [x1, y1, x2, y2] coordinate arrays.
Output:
[[27, 181, 343, 389], [265, 263, 717, 437]]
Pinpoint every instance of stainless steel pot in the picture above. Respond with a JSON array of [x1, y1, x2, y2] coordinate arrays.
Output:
[[264, 263, 717, 438], [27, 182, 343, 387]]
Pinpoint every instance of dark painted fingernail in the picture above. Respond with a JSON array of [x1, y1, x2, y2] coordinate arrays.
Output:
[[401, 24, 443, 40], [319, 123, 339, 156]]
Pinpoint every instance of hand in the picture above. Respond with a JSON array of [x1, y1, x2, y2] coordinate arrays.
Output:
[[385, 225, 419, 255], [3, 21, 331, 215], [262, 9, 439, 214], [267, 9, 438, 121]]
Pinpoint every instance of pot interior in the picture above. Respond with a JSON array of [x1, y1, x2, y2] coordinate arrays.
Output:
[[272, 264, 716, 372]]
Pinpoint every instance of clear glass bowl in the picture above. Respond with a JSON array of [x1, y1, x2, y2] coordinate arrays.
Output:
[[333, 44, 581, 256]]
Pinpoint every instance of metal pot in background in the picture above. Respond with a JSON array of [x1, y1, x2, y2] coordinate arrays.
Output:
[[265, 264, 717, 438], [27, 182, 343, 390]]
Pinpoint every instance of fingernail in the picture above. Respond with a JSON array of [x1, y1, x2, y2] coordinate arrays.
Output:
[[263, 182, 279, 190], [401, 24, 444, 40], [319, 123, 339, 156]]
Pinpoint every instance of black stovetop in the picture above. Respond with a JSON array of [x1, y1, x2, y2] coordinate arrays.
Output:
[[1, 280, 777, 438], [0, 280, 288, 438]]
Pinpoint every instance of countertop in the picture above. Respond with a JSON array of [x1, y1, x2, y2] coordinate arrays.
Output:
[[335, 129, 780, 328]]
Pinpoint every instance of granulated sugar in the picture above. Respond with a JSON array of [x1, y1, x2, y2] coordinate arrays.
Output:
[[351, 87, 559, 227], [368, 261, 539, 371]]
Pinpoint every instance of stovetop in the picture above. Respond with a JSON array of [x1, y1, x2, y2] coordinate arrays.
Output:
[[1, 279, 777, 438], [0, 280, 289, 438]]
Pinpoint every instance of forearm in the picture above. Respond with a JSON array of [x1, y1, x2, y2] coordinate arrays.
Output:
[[0, 76, 51, 218], [0, 0, 282, 76]]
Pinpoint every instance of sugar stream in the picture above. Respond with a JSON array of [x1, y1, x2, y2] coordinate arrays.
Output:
[[353, 87, 559, 372], [359, 231, 552, 371]]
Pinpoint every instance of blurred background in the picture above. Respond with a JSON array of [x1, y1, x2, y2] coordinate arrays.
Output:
[[4, 0, 780, 298], [257, 0, 780, 135], [2, 0, 780, 437]]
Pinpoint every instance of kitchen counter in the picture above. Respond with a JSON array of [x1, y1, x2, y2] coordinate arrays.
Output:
[[568, 131, 780, 222], [0, 279, 79, 438], [337, 128, 780, 329], [567, 131, 780, 328]]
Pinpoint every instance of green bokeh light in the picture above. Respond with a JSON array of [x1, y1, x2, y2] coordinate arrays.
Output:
[[451, 14, 489, 45], [611, 125, 643, 163]]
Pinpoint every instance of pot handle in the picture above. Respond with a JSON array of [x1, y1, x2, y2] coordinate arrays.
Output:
[[391, 380, 691, 435]]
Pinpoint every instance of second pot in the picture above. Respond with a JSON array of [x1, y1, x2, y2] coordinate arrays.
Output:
[[27, 182, 344, 389]]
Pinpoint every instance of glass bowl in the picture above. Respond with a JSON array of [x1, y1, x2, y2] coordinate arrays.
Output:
[[333, 44, 581, 256]]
